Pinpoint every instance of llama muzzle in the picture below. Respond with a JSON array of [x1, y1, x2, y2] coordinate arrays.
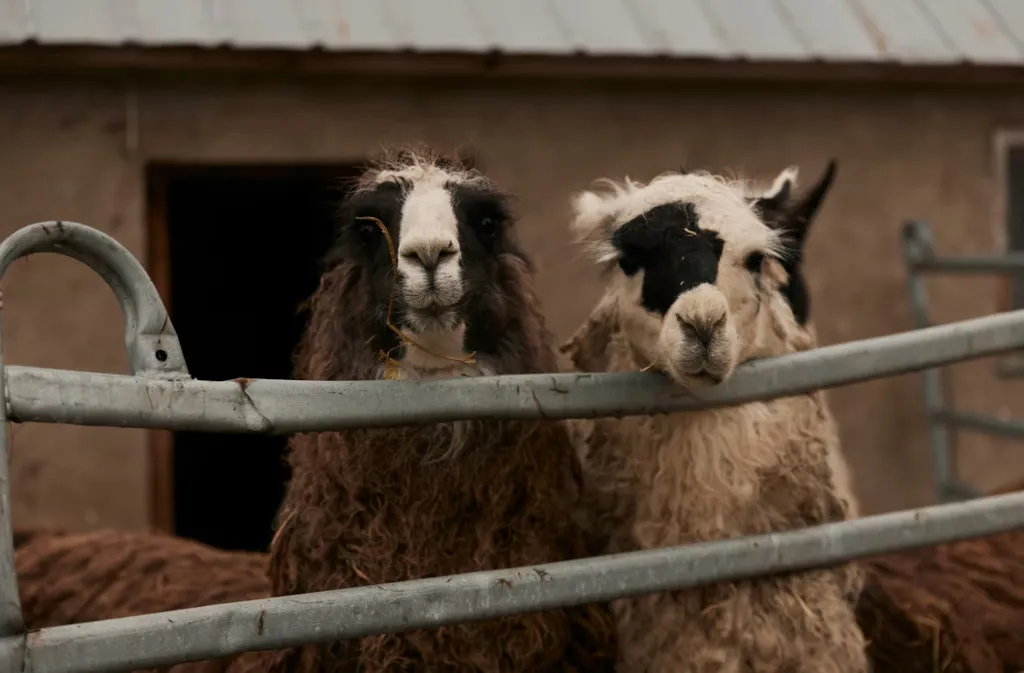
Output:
[[660, 283, 738, 387]]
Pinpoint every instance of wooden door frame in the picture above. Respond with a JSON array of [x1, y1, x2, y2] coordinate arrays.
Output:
[[143, 163, 352, 534], [145, 167, 175, 534]]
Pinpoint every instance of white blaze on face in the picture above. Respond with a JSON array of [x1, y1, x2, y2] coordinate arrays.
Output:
[[395, 175, 464, 316], [365, 159, 488, 379]]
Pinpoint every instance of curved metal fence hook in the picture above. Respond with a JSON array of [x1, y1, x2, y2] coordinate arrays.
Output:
[[0, 221, 189, 379], [0, 221, 190, 636]]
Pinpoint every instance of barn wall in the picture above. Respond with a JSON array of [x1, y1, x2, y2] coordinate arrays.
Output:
[[1, 74, 1022, 531]]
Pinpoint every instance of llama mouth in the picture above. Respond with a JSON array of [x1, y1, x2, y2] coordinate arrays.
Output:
[[685, 370, 723, 385], [403, 302, 461, 325], [404, 291, 468, 318], [401, 302, 464, 332], [413, 302, 454, 319]]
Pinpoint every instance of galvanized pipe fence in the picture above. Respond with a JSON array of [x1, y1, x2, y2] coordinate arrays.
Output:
[[0, 221, 1020, 672], [901, 219, 1024, 503]]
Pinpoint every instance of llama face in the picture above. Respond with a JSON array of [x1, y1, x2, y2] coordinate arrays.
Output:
[[572, 171, 790, 389], [333, 152, 519, 378]]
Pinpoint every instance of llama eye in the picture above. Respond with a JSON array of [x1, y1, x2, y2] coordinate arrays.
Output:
[[617, 248, 645, 276], [356, 218, 383, 241], [475, 216, 498, 237], [618, 256, 641, 276], [744, 251, 765, 273]]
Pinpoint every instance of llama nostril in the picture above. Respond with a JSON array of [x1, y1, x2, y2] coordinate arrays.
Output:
[[402, 243, 458, 271], [676, 314, 722, 347], [404, 249, 439, 271]]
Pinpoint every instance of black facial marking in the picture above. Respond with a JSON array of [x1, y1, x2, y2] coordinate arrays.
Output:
[[322, 180, 411, 355], [612, 202, 725, 315], [341, 181, 406, 255], [447, 181, 509, 247], [446, 182, 526, 357]]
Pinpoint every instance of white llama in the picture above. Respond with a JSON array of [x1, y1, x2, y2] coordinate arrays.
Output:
[[563, 163, 866, 673]]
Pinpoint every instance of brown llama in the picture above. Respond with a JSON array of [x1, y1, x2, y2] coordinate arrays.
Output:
[[857, 481, 1024, 673], [16, 530, 268, 647], [563, 162, 866, 673], [14, 148, 618, 673]]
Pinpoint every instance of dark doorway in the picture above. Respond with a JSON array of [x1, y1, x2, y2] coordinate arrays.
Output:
[[149, 163, 363, 552]]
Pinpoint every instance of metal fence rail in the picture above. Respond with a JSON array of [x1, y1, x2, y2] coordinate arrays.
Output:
[[0, 220, 1020, 672], [8, 301, 1024, 430], [901, 219, 1024, 503], [6, 491, 1024, 673]]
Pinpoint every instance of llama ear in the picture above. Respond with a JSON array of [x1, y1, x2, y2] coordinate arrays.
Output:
[[769, 160, 836, 326], [780, 159, 836, 253], [750, 166, 798, 222], [766, 165, 799, 199], [571, 190, 620, 264], [560, 293, 619, 372], [450, 144, 478, 171]]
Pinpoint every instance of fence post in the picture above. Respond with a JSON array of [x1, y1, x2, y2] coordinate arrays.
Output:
[[0, 221, 192, 636], [900, 219, 975, 503], [0, 355, 18, 635]]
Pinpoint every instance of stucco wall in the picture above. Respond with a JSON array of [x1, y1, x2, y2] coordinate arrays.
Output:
[[2, 75, 1023, 531]]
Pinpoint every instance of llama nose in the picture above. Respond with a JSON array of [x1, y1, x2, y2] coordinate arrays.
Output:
[[676, 314, 723, 347], [401, 241, 458, 272]]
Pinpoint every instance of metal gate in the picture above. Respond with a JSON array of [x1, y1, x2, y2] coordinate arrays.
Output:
[[0, 220, 1022, 672], [902, 218, 1024, 503]]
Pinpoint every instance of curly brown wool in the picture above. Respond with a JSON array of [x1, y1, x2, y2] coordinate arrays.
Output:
[[858, 479, 1024, 673], [228, 227, 617, 673], [16, 528, 269, 673]]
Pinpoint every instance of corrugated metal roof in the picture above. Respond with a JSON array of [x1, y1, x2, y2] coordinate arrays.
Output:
[[3, 0, 1024, 66]]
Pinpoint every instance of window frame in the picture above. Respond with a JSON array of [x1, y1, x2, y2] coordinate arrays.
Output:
[[991, 130, 1024, 376]]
